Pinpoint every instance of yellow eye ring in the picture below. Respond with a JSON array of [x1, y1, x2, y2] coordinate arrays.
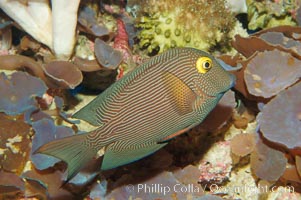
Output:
[[196, 57, 212, 74]]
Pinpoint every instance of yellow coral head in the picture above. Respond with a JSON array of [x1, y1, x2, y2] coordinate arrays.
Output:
[[196, 57, 212, 74]]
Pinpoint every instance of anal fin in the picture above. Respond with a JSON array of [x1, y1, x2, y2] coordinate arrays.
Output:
[[101, 141, 167, 170]]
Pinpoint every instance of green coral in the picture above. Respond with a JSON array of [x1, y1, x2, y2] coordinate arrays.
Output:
[[247, 0, 298, 30], [135, 0, 236, 54], [75, 35, 95, 60]]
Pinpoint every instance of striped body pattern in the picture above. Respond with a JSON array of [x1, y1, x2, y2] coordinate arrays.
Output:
[[36, 47, 235, 181]]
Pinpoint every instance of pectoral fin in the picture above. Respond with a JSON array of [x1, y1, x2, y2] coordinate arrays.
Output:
[[162, 72, 197, 115], [101, 141, 167, 170]]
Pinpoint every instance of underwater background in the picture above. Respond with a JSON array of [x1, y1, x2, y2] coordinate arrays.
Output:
[[0, 0, 300, 199]]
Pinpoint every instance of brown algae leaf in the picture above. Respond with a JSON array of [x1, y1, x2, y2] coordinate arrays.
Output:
[[0, 113, 31, 174], [259, 32, 301, 55], [259, 82, 301, 149], [24, 179, 47, 200], [282, 164, 301, 184], [78, 6, 109, 37], [296, 156, 301, 178], [0, 171, 25, 198], [253, 25, 301, 39], [0, 71, 47, 115], [0, 55, 47, 82], [20, 35, 41, 52], [244, 50, 301, 98], [230, 133, 256, 157], [43, 61, 83, 89], [250, 139, 287, 181], [94, 38, 123, 69], [22, 168, 74, 199], [230, 59, 252, 99], [232, 35, 276, 58], [73, 57, 105, 72]]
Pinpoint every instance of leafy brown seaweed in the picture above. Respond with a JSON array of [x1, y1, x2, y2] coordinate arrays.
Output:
[[0, 71, 47, 115], [227, 25, 301, 188], [250, 139, 287, 182], [94, 38, 123, 70], [0, 114, 31, 174], [259, 82, 301, 149], [230, 133, 256, 157], [43, 61, 83, 89], [244, 50, 301, 98]]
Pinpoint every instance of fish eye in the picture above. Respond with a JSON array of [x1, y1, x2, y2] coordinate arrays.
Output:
[[196, 57, 212, 74]]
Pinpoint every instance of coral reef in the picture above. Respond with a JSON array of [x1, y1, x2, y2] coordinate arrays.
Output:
[[135, 0, 237, 54], [247, 0, 298, 30], [225, 0, 247, 14], [223, 25, 301, 196], [198, 141, 232, 185], [1, 0, 301, 199]]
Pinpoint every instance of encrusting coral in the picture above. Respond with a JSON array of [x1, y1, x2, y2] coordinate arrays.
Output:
[[135, 0, 237, 54], [247, 0, 298, 30]]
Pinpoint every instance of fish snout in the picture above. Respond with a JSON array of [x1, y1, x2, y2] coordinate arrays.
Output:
[[219, 73, 236, 96], [229, 73, 236, 89]]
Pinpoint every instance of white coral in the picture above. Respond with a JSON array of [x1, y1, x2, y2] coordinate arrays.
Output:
[[0, 0, 80, 60], [225, 0, 247, 14]]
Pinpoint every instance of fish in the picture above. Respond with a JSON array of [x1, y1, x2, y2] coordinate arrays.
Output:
[[35, 47, 236, 181]]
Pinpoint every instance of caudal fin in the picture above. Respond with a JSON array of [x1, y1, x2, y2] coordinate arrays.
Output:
[[35, 133, 98, 182]]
